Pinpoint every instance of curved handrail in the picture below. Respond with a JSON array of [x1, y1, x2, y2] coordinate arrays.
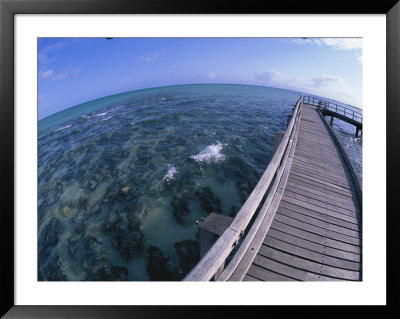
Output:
[[302, 95, 362, 124], [184, 96, 303, 281]]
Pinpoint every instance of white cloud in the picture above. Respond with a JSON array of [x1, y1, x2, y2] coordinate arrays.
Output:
[[254, 70, 295, 85], [315, 38, 362, 51], [252, 69, 360, 107], [38, 67, 81, 81], [39, 69, 54, 80], [255, 70, 346, 92], [357, 55, 363, 64], [38, 41, 81, 82], [52, 72, 68, 80], [288, 38, 362, 51], [254, 70, 275, 82], [310, 74, 346, 87], [138, 50, 165, 62], [38, 41, 66, 64], [288, 38, 314, 45]]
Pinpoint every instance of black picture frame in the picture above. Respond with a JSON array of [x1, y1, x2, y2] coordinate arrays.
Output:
[[1, 0, 398, 318]]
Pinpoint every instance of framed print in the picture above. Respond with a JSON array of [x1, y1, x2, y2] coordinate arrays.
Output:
[[1, 0, 399, 318]]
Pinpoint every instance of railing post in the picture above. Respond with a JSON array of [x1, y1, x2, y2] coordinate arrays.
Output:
[[287, 114, 292, 127], [273, 131, 285, 155], [198, 213, 233, 280]]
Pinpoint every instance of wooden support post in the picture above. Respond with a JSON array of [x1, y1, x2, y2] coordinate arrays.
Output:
[[198, 213, 233, 280], [287, 114, 292, 127], [330, 116, 334, 126], [355, 127, 360, 138], [273, 131, 285, 155]]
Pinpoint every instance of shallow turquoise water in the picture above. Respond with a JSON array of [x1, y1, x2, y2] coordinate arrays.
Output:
[[38, 84, 361, 281]]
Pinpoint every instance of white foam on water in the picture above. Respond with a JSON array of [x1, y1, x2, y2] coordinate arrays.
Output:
[[162, 164, 177, 181], [190, 142, 226, 163], [95, 111, 110, 117], [82, 111, 112, 119], [159, 97, 166, 101], [100, 116, 112, 121], [54, 124, 72, 132]]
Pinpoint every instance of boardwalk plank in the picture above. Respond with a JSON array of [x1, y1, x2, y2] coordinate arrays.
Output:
[[294, 145, 341, 157], [252, 254, 343, 281], [290, 164, 350, 183], [280, 200, 359, 225], [263, 236, 361, 271], [292, 156, 347, 171], [279, 201, 360, 231], [292, 156, 348, 173], [290, 170, 356, 191], [285, 183, 359, 212], [242, 274, 262, 281], [295, 147, 341, 158], [290, 167, 354, 189], [291, 162, 349, 181], [281, 195, 358, 219], [276, 206, 361, 238], [257, 245, 360, 280], [273, 213, 361, 246], [287, 176, 356, 199], [284, 189, 358, 214], [247, 264, 295, 281], [267, 228, 361, 262], [294, 152, 345, 168], [294, 151, 348, 169], [291, 161, 349, 178], [271, 220, 361, 254], [291, 162, 346, 178], [295, 150, 341, 160]]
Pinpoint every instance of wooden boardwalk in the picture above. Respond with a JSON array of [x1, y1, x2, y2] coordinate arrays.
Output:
[[303, 95, 362, 137], [185, 98, 362, 282]]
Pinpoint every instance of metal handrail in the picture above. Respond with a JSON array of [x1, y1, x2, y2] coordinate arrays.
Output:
[[302, 95, 362, 124], [184, 96, 303, 281]]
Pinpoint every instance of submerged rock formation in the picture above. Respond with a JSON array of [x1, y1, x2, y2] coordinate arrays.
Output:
[[146, 246, 174, 281], [195, 186, 222, 214], [174, 239, 200, 278], [170, 196, 191, 225]]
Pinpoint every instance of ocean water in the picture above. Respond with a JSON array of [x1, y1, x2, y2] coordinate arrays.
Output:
[[38, 84, 362, 281]]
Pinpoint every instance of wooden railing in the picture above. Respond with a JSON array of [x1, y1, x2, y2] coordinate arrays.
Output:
[[302, 95, 362, 124], [184, 96, 303, 281]]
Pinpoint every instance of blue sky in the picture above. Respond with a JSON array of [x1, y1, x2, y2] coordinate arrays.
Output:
[[38, 37, 362, 119]]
